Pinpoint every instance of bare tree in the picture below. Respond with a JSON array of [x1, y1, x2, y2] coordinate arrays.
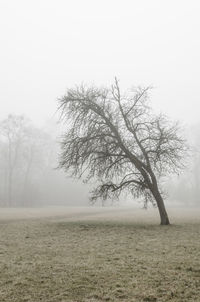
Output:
[[170, 124, 200, 206], [0, 115, 53, 207], [58, 79, 187, 225], [0, 115, 29, 206]]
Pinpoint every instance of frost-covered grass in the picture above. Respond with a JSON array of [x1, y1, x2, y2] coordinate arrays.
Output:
[[0, 207, 200, 301]]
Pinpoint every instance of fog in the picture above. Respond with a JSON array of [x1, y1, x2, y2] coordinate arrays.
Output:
[[0, 0, 200, 208]]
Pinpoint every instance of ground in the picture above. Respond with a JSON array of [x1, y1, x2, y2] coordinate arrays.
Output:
[[0, 206, 200, 302]]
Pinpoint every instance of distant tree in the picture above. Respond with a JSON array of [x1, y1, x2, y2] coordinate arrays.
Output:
[[0, 115, 53, 207], [191, 125, 200, 204], [58, 79, 187, 225], [169, 124, 200, 206], [0, 115, 30, 206]]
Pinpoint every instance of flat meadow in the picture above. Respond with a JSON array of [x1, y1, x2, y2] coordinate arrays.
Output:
[[0, 206, 199, 302]]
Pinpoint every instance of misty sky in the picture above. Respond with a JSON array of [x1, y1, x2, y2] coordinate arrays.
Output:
[[1, 0, 200, 126]]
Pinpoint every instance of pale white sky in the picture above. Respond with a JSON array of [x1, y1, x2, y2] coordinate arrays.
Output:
[[0, 0, 200, 126]]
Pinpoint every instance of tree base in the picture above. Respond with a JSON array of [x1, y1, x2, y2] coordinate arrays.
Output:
[[160, 218, 170, 225]]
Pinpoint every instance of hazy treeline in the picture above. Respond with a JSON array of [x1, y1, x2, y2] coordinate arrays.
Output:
[[0, 114, 199, 207], [0, 114, 88, 207], [168, 124, 200, 206]]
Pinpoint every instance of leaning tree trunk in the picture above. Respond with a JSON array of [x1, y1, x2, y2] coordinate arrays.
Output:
[[151, 186, 170, 225]]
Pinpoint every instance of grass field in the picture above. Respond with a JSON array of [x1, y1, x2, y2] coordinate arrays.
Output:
[[0, 206, 200, 302]]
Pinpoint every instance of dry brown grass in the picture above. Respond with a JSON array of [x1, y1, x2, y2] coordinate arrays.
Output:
[[0, 207, 200, 302]]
